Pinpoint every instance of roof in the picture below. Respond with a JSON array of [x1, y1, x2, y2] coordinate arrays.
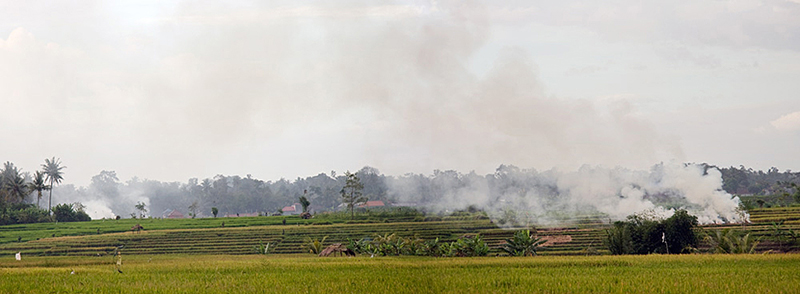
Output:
[[363, 200, 385, 207], [166, 210, 184, 218], [282, 205, 297, 212], [224, 212, 259, 217]]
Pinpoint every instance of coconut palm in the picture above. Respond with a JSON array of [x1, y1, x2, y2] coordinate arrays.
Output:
[[42, 157, 66, 212], [1, 162, 29, 203], [28, 171, 50, 208]]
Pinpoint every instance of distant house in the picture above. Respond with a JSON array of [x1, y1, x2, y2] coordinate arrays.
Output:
[[282, 203, 301, 215], [162, 209, 185, 219], [359, 200, 385, 208], [391, 202, 418, 207], [224, 212, 259, 217]]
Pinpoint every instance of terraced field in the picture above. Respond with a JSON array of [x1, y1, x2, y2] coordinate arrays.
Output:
[[2, 207, 799, 256]]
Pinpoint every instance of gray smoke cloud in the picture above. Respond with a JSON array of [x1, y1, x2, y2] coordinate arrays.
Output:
[[387, 163, 745, 225], [1, 1, 690, 184]]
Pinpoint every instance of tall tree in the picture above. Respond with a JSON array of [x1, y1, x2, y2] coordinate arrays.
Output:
[[29, 171, 50, 208], [188, 201, 199, 218], [135, 201, 148, 218], [340, 171, 366, 219], [1, 162, 29, 203], [299, 194, 311, 213], [42, 157, 66, 213]]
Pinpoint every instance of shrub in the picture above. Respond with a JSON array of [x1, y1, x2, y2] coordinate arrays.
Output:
[[605, 209, 698, 255], [447, 234, 489, 257], [703, 229, 760, 254], [304, 236, 328, 254], [501, 229, 546, 256], [53, 203, 91, 222]]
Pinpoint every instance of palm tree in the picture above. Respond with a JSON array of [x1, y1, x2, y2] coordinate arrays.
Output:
[[29, 171, 50, 208], [42, 157, 66, 213], [1, 162, 29, 203]]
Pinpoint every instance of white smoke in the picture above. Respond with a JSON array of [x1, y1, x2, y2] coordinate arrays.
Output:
[[388, 163, 745, 225]]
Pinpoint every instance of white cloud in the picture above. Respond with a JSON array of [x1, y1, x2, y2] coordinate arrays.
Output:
[[771, 111, 800, 131]]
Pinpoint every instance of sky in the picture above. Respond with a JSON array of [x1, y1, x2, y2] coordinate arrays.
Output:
[[1, 0, 799, 187]]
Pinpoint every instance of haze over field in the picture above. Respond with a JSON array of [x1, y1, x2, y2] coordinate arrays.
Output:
[[1, 1, 798, 222]]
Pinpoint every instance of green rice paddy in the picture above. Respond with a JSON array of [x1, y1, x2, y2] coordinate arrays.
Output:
[[1, 254, 798, 293]]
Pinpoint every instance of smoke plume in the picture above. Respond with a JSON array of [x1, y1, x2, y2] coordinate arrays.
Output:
[[387, 163, 745, 225]]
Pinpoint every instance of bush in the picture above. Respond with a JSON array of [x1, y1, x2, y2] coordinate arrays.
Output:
[[446, 234, 489, 257], [53, 203, 91, 222], [605, 209, 698, 255], [0, 204, 50, 225], [501, 229, 546, 256]]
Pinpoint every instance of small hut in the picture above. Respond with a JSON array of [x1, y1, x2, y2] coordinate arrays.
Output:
[[318, 243, 355, 257]]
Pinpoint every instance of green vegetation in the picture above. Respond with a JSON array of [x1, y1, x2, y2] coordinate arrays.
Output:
[[340, 171, 366, 219], [41, 157, 66, 213], [702, 229, 760, 254], [1, 254, 799, 293], [501, 229, 545, 256], [3, 206, 800, 257], [298, 196, 310, 213], [52, 203, 91, 222], [28, 171, 49, 209], [605, 209, 698, 254], [304, 236, 327, 254]]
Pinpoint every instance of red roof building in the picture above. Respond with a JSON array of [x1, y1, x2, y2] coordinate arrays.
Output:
[[165, 210, 185, 219], [360, 200, 385, 208], [281, 203, 301, 215]]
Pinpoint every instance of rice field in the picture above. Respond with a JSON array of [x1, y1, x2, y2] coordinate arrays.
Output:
[[2, 207, 799, 257], [1, 254, 798, 293]]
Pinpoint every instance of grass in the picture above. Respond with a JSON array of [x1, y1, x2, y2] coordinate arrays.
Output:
[[2, 207, 799, 257], [1, 254, 798, 293]]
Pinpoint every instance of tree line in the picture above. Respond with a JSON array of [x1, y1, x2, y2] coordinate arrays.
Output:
[[0, 158, 89, 224], [3, 160, 799, 224]]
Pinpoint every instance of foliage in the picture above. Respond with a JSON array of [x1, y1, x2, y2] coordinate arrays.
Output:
[[28, 171, 50, 208], [501, 229, 546, 256], [782, 182, 800, 203], [340, 171, 366, 219], [663, 209, 699, 253], [41, 157, 66, 212], [211, 207, 219, 218], [605, 209, 698, 255], [703, 229, 760, 254], [135, 201, 147, 218], [188, 201, 198, 218], [253, 240, 272, 254], [767, 220, 797, 251], [304, 236, 328, 254], [299, 196, 310, 213], [344, 232, 490, 258], [605, 221, 631, 255], [712, 164, 799, 196], [0, 203, 50, 225], [52, 203, 91, 222], [446, 234, 489, 257], [1, 162, 30, 204]]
